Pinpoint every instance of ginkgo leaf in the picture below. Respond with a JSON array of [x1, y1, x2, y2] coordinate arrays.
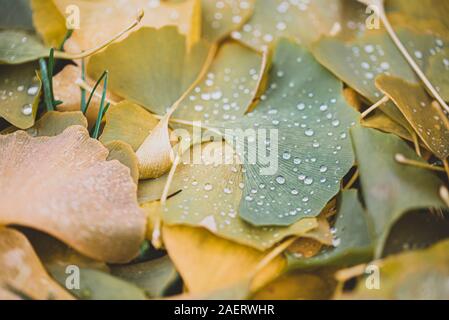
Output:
[[361, 109, 414, 143], [232, 0, 358, 51], [375, 75, 449, 159], [339, 239, 449, 300], [136, 114, 175, 179], [53, 0, 201, 51], [0, 0, 34, 30], [110, 255, 180, 298], [221, 38, 357, 226], [312, 28, 417, 128], [49, 267, 147, 300], [0, 62, 41, 129], [0, 30, 49, 64], [0, 126, 146, 263], [172, 40, 266, 124], [163, 224, 285, 294], [351, 126, 445, 258], [26, 230, 108, 272], [100, 101, 159, 151], [2, 110, 87, 137], [30, 0, 67, 47], [105, 140, 139, 184], [253, 271, 336, 300], [142, 142, 319, 250], [88, 27, 211, 115], [0, 227, 73, 300], [288, 190, 373, 270], [29, 111, 88, 136], [201, 0, 255, 42]]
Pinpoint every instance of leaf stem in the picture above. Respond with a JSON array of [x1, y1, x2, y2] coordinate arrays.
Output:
[[395, 153, 445, 172], [153, 143, 183, 249], [360, 95, 389, 119], [378, 8, 449, 114], [249, 237, 296, 291], [439, 186, 449, 207], [53, 10, 144, 60], [343, 169, 359, 190]]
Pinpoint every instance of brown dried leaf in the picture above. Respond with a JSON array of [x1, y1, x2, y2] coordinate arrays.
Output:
[[0, 227, 73, 300], [0, 126, 146, 263]]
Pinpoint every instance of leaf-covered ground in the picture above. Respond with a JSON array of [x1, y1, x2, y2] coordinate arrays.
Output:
[[0, 0, 448, 300]]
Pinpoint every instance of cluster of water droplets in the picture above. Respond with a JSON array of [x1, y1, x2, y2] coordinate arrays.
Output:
[[222, 45, 356, 224], [176, 44, 260, 124], [205, 0, 252, 32], [232, 0, 314, 49], [0, 73, 40, 117]]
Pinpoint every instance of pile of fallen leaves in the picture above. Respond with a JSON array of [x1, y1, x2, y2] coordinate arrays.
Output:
[[0, 0, 448, 300]]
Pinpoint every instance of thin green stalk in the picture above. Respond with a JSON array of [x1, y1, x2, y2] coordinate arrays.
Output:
[[91, 71, 109, 139], [80, 59, 87, 112], [48, 48, 55, 103], [59, 29, 74, 51], [39, 57, 54, 111], [83, 70, 108, 114]]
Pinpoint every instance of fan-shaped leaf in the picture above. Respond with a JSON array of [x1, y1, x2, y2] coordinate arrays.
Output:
[[0, 126, 146, 263], [0, 62, 41, 129], [223, 38, 357, 226], [351, 126, 445, 257]]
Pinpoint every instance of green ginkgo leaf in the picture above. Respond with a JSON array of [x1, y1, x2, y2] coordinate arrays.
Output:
[[0, 0, 34, 30], [0, 62, 41, 129], [382, 210, 449, 258], [172, 40, 265, 125], [202, 0, 256, 42], [351, 126, 445, 257], [288, 190, 373, 270], [340, 239, 449, 300], [312, 29, 416, 128], [110, 255, 180, 298], [88, 27, 211, 115], [141, 142, 318, 250], [0, 30, 49, 64], [49, 267, 147, 300], [222, 38, 357, 226], [232, 0, 363, 51]]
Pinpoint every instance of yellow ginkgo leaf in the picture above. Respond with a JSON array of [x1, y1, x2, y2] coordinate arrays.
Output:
[[163, 225, 286, 295], [30, 0, 67, 47], [0, 126, 146, 263], [0, 227, 73, 300], [2, 110, 87, 136], [202, 0, 256, 42], [100, 101, 159, 151], [375, 75, 449, 159], [105, 140, 139, 184], [53, 0, 201, 51]]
